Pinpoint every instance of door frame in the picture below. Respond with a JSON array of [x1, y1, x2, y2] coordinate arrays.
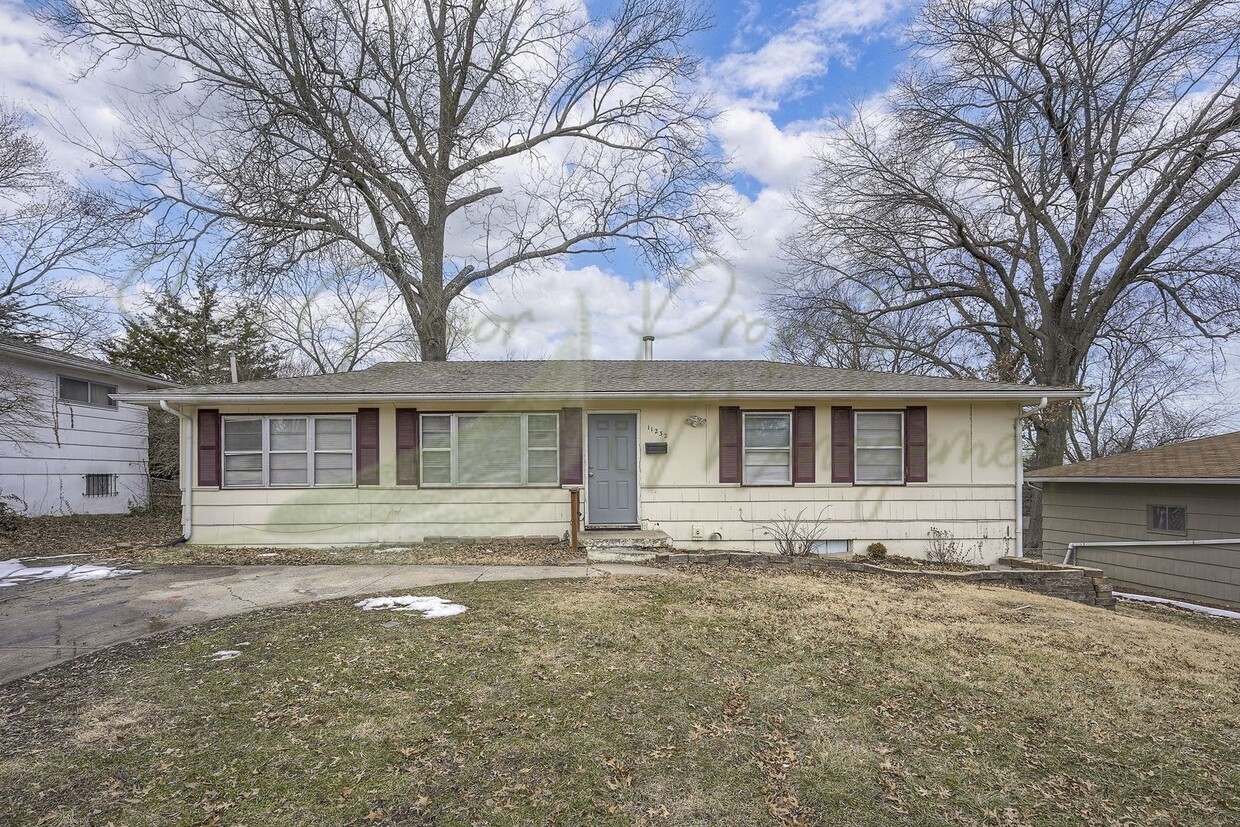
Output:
[[584, 409, 642, 528]]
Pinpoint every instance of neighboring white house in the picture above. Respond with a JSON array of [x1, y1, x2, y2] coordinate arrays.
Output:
[[0, 337, 177, 516], [115, 357, 1084, 560]]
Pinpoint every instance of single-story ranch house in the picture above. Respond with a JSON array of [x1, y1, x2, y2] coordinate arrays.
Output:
[[115, 359, 1083, 560]]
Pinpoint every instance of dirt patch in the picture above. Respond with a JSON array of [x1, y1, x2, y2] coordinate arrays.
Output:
[[0, 501, 181, 558]]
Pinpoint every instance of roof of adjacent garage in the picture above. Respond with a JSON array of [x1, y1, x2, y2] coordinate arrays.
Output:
[[1028, 431, 1240, 482], [113, 359, 1084, 404]]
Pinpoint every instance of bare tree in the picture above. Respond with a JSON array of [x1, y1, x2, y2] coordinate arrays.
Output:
[[50, 0, 726, 360], [0, 101, 131, 349], [267, 255, 420, 375], [0, 363, 40, 446], [775, 0, 1240, 471]]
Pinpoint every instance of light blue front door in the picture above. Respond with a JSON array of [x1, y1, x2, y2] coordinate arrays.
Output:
[[587, 414, 638, 526]]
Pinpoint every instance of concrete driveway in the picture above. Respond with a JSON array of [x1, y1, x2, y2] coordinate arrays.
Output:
[[0, 562, 669, 685]]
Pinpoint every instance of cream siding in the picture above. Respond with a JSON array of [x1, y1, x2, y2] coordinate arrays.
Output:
[[185, 398, 1019, 560]]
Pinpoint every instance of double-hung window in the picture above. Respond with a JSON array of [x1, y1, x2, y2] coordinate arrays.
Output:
[[222, 415, 355, 488], [855, 411, 904, 484], [742, 412, 792, 485], [420, 413, 559, 487]]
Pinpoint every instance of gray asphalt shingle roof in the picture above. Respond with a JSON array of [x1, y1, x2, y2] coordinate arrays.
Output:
[[114, 359, 1082, 401], [1028, 431, 1240, 481]]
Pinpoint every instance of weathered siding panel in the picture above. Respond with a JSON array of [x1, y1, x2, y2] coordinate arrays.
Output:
[[0, 358, 152, 516], [1040, 480, 1240, 608]]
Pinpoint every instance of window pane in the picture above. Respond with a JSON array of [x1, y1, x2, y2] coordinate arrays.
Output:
[[315, 417, 353, 450], [856, 448, 902, 482], [421, 415, 452, 451], [224, 418, 263, 452], [457, 415, 521, 485], [744, 449, 792, 484], [90, 383, 117, 406], [59, 377, 90, 403], [528, 448, 559, 484], [224, 453, 263, 486], [270, 452, 309, 485], [422, 451, 451, 485], [856, 412, 902, 448], [527, 414, 558, 449], [314, 452, 353, 485], [269, 418, 308, 451], [744, 414, 791, 448]]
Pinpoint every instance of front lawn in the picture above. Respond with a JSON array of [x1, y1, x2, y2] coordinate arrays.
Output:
[[2, 571, 1237, 826]]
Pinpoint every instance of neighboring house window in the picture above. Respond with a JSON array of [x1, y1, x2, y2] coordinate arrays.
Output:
[[84, 474, 117, 497], [855, 411, 904, 484], [420, 413, 559, 487], [221, 415, 355, 488], [742, 412, 792, 485], [58, 376, 117, 407], [1148, 504, 1187, 534]]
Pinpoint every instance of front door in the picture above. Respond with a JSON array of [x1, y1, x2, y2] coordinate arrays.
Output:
[[587, 414, 638, 526]]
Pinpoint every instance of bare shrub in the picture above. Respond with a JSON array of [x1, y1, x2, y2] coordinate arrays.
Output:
[[924, 528, 975, 565], [744, 508, 830, 557]]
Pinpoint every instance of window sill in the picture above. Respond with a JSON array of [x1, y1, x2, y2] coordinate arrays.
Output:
[[58, 400, 118, 410]]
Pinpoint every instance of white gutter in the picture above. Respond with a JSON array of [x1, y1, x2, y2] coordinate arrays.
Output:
[[160, 400, 192, 541], [116, 389, 1089, 405], [1029, 477, 1240, 485], [1014, 396, 1049, 558], [1064, 537, 1240, 565]]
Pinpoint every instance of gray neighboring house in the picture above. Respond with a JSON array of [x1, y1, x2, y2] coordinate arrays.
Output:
[[0, 337, 176, 516], [1028, 432, 1240, 609]]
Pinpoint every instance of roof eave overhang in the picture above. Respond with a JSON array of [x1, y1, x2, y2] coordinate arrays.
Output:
[[1029, 476, 1240, 485], [117, 388, 1088, 405], [2, 344, 177, 388]]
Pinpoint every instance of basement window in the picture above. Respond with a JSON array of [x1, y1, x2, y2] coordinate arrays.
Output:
[[85, 474, 118, 497], [1147, 505, 1187, 535]]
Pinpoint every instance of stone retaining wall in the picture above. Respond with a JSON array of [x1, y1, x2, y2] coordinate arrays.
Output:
[[651, 552, 1115, 609]]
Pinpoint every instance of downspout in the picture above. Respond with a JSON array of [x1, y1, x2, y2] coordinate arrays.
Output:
[[1014, 397, 1049, 558], [160, 400, 192, 542]]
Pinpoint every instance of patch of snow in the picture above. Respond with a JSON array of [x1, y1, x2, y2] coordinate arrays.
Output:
[[373, 547, 413, 554], [256, 553, 279, 558], [0, 559, 142, 588], [208, 650, 242, 661], [1115, 592, 1240, 620], [355, 595, 468, 618], [19, 553, 91, 562]]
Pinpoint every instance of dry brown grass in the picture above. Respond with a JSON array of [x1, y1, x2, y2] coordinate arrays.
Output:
[[1, 570, 1237, 826]]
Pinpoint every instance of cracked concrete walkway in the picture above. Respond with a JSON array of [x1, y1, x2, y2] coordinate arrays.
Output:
[[0, 562, 672, 684]]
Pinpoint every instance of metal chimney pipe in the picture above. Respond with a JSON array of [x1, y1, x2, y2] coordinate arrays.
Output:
[[642, 335, 655, 360], [229, 351, 239, 383]]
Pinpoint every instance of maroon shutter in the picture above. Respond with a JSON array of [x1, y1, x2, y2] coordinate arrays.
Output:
[[396, 408, 419, 485], [356, 408, 380, 485], [559, 407, 583, 485], [831, 406, 854, 483], [793, 406, 816, 483], [197, 408, 221, 487], [719, 406, 741, 483], [905, 405, 928, 483]]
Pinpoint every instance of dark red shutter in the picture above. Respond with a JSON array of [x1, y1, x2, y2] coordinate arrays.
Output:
[[831, 406, 854, 483], [905, 406, 928, 483], [356, 408, 380, 485], [396, 408, 419, 485], [793, 406, 816, 483], [559, 407, 583, 485], [197, 408, 221, 487], [719, 406, 741, 483]]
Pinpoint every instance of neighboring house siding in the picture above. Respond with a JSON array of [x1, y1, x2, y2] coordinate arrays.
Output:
[[186, 399, 1019, 560], [1040, 481, 1240, 608], [0, 357, 152, 516]]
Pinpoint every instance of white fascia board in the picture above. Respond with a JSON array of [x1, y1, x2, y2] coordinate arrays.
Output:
[[1029, 477, 1240, 485], [117, 388, 1088, 405], [2, 344, 176, 388]]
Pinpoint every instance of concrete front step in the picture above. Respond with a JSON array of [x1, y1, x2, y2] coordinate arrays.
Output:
[[588, 546, 661, 563], [581, 529, 673, 550]]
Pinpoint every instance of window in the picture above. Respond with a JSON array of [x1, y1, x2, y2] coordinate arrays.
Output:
[[742, 412, 792, 485], [855, 411, 904, 484], [85, 474, 117, 497], [1148, 505, 1187, 534], [420, 413, 559, 487], [58, 376, 117, 407], [222, 415, 355, 488]]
